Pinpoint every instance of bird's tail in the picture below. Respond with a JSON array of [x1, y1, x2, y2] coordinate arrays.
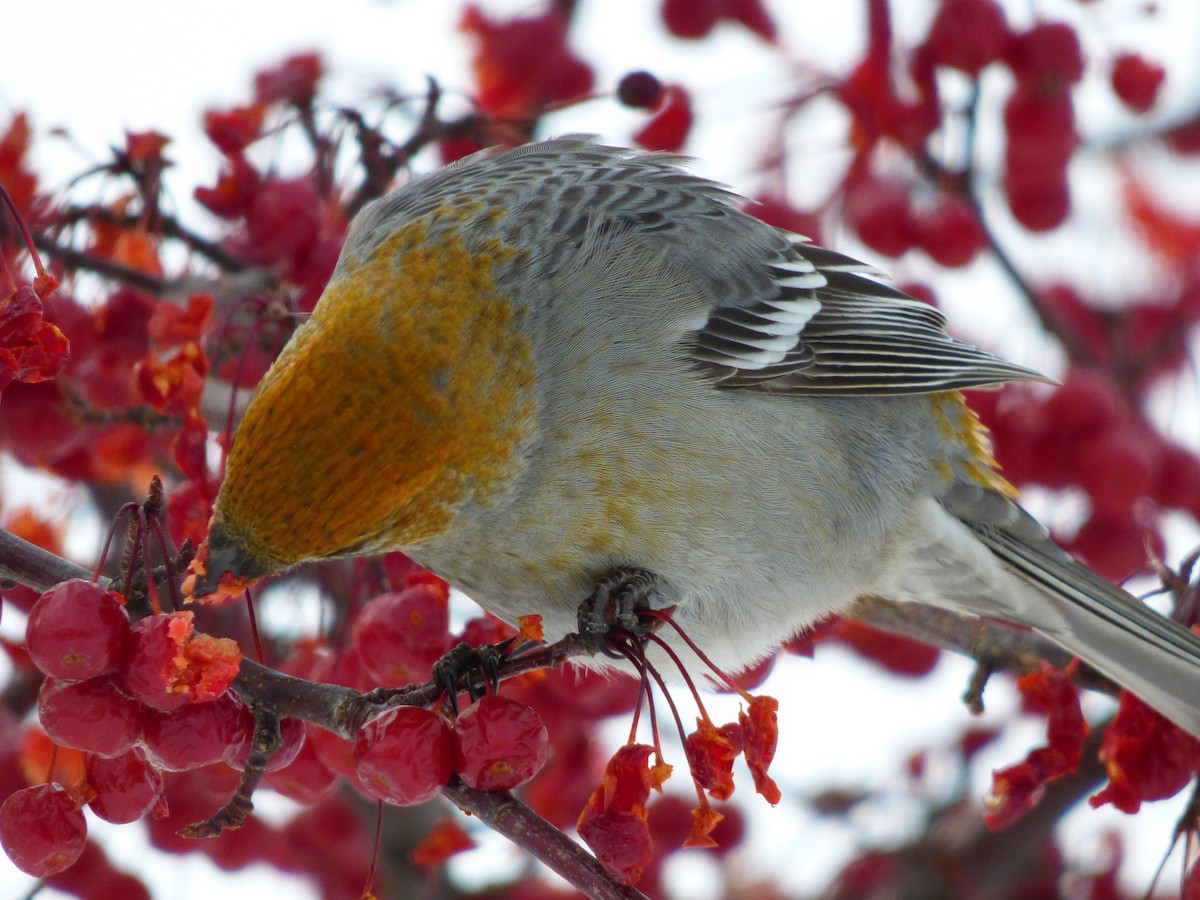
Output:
[[968, 518, 1200, 737]]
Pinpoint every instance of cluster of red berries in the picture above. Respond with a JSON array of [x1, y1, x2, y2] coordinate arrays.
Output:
[[1, 579, 254, 876], [839, 0, 1169, 259], [4, 580, 138, 875], [1, 573, 557, 879], [356, 694, 549, 805]]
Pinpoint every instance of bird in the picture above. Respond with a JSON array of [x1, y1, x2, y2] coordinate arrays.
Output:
[[190, 136, 1200, 736]]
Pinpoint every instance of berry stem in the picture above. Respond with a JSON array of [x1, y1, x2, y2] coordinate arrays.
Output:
[[93, 502, 139, 583], [645, 631, 713, 724], [659, 615, 752, 701], [0, 184, 50, 279]]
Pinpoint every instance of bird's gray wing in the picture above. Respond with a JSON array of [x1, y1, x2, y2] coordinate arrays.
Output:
[[688, 235, 1048, 396]]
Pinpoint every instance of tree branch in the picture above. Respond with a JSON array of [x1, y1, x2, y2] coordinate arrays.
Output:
[[852, 594, 1120, 698], [28, 230, 167, 295], [442, 780, 649, 900]]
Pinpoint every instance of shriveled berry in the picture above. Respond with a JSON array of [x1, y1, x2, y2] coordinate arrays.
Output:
[[38, 677, 144, 758], [140, 689, 246, 771], [0, 783, 87, 876], [453, 695, 549, 791], [354, 706, 453, 805], [26, 579, 129, 681], [617, 71, 664, 109], [86, 748, 166, 824]]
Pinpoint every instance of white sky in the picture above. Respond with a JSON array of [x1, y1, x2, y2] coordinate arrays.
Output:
[[3, 1, 1200, 897]]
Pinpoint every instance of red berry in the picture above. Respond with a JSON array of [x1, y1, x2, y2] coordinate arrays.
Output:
[[140, 690, 246, 771], [844, 177, 916, 258], [1038, 285, 1109, 362], [1075, 425, 1161, 516], [460, 7, 594, 119], [1071, 514, 1162, 582], [193, 154, 259, 219], [1003, 88, 1076, 170], [352, 582, 453, 686], [245, 178, 321, 265], [916, 195, 984, 267], [309, 726, 358, 780], [749, 196, 823, 244], [1043, 370, 1118, 439], [826, 619, 941, 677], [1154, 443, 1200, 513], [262, 728, 339, 805], [354, 706, 453, 805], [726, 0, 777, 42], [1166, 117, 1200, 156], [26, 579, 129, 681], [202, 105, 265, 155], [616, 71, 664, 109], [1006, 22, 1085, 93], [633, 85, 694, 152], [1111, 53, 1166, 114], [225, 714, 307, 773], [922, 0, 1010, 75], [38, 677, 144, 758], [0, 783, 87, 876], [661, 0, 721, 39], [453, 695, 549, 791], [254, 52, 324, 107], [86, 748, 166, 824], [117, 612, 194, 711], [1006, 171, 1071, 232]]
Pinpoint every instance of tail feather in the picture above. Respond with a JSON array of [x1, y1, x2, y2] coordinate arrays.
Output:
[[969, 520, 1200, 737]]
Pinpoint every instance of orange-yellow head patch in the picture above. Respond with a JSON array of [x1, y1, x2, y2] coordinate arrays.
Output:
[[212, 211, 537, 573]]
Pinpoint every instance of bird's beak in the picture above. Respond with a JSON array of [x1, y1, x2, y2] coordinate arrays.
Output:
[[184, 518, 272, 602]]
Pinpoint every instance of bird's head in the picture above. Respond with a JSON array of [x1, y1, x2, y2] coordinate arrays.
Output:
[[186, 207, 538, 601]]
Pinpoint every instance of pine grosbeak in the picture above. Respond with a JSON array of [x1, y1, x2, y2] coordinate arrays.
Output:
[[191, 138, 1200, 735]]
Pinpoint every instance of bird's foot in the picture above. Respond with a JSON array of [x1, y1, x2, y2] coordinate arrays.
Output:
[[577, 566, 667, 659], [431, 639, 514, 712]]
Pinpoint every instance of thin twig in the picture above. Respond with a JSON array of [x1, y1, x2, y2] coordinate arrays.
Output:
[[29, 230, 166, 294]]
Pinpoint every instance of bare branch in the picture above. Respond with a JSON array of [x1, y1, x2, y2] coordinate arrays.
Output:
[[852, 594, 1121, 697]]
